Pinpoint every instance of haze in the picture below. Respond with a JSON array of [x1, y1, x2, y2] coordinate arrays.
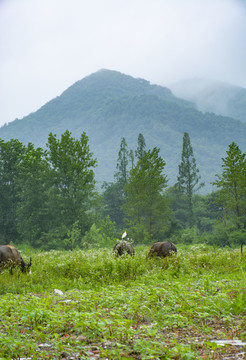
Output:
[[0, 0, 245, 127]]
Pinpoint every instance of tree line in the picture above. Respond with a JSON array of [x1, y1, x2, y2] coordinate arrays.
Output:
[[0, 131, 245, 250]]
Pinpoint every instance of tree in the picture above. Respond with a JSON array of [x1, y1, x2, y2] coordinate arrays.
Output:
[[129, 149, 134, 170], [115, 137, 129, 186], [192, 192, 222, 233], [177, 132, 204, 226], [0, 139, 26, 243], [213, 142, 246, 252], [102, 181, 125, 228], [45, 130, 97, 245], [15, 143, 52, 247], [135, 133, 146, 161], [123, 147, 170, 243], [102, 137, 131, 229]]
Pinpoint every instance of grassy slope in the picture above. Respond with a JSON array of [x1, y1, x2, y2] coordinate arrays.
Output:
[[0, 245, 245, 359]]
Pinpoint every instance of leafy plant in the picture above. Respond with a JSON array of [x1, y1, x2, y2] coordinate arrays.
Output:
[[0, 245, 245, 359]]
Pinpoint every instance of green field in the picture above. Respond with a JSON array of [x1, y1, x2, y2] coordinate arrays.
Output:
[[0, 245, 245, 359]]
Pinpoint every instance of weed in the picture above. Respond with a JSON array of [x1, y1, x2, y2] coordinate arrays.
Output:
[[0, 245, 245, 359]]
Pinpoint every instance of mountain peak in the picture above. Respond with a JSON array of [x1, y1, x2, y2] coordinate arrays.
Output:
[[0, 70, 245, 193], [60, 69, 175, 104]]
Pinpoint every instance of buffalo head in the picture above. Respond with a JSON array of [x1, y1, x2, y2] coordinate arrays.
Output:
[[0, 245, 32, 274]]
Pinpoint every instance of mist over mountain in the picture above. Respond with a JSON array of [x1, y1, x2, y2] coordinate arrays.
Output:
[[0, 69, 245, 192], [170, 78, 246, 123]]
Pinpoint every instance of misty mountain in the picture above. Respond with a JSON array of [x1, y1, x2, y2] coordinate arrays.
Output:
[[170, 78, 246, 123], [0, 69, 245, 192]]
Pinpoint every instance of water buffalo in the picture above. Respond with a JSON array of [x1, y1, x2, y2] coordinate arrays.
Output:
[[148, 241, 177, 258], [113, 240, 135, 257], [0, 245, 31, 274]]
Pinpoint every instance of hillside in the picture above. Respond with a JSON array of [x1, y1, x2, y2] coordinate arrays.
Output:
[[170, 78, 246, 123], [0, 69, 245, 192]]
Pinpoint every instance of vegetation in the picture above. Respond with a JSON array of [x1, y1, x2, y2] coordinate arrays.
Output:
[[0, 246, 245, 359], [101, 137, 130, 229], [176, 132, 204, 226], [123, 147, 170, 243], [0, 125, 246, 358], [0, 131, 97, 249], [213, 142, 246, 252], [0, 130, 246, 250]]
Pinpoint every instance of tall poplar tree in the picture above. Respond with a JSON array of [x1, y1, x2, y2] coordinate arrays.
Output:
[[213, 142, 246, 251], [135, 133, 146, 161], [177, 132, 204, 226], [115, 137, 129, 186], [102, 137, 130, 229]]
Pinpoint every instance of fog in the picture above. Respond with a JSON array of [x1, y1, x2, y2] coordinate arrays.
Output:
[[0, 0, 245, 126]]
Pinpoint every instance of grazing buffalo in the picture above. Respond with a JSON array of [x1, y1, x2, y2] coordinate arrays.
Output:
[[113, 240, 135, 257], [0, 245, 31, 274], [148, 241, 177, 258]]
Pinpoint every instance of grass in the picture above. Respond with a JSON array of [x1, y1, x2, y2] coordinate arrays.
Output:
[[0, 245, 245, 359]]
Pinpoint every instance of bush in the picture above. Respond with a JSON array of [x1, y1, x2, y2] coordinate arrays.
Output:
[[202, 222, 245, 248], [180, 227, 199, 244], [81, 224, 103, 249], [228, 230, 245, 248]]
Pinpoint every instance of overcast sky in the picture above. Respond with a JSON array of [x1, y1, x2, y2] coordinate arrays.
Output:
[[0, 0, 245, 127]]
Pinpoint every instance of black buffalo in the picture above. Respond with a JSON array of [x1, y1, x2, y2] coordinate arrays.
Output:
[[148, 241, 177, 258], [0, 245, 32, 273], [113, 240, 135, 257]]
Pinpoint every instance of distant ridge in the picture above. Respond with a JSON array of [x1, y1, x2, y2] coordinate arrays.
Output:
[[1, 69, 245, 192], [170, 78, 246, 123]]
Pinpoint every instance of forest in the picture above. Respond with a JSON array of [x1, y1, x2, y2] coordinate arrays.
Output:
[[0, 130, 245, 251]]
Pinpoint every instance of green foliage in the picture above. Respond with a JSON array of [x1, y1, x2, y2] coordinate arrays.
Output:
[[1, 131, 246, 252], [101, 137, 132, 229], [193, 192, 222, 233], [115, 137, 129, 186], [0, 138, 26, 243], [180, 227, 199, 244], [0, 246, 245, 359], [96, 215, 118, 247], [0, 132, 97, 248], [81, 223, 104, 249], [228, 230, 246, 247], [101, 180, 125, 228], [166, 188, 224, 238], [177, 132, 204, 226], [82, 216, 118, 249], [202, 221, 246, 248], [43, 131, 97, 248], [213, 142, 246, 229], [213, 142, 246, 251], [64, 220, 81, 250], [135, 132, 146, 161], [165, 184, 190, 229], [46, 130, 97, 234], [123, 147, 170, 243], [15, 144, 51, 246], [39, 224, 68, 250]]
